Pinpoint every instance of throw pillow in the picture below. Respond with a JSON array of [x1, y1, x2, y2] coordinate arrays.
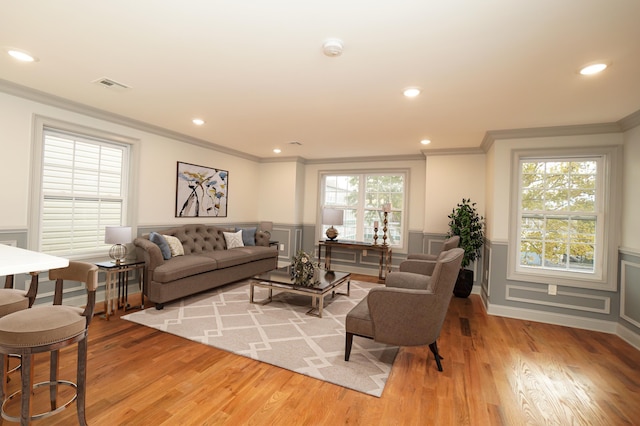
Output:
[[163, 234, 184, 257], [149, 232, 171, 260], [223, 230, 244, 249], [239, 227, 256, 246]]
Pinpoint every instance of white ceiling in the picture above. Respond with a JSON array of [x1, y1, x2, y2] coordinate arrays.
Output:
[[1, 1, 639, 160]]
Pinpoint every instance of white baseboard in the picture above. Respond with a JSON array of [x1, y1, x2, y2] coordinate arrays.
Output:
[[617, 324, 640, 351], [486, 302, 618, 334]]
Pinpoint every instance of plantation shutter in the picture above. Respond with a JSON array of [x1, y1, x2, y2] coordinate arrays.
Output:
[[40, 129, 129, 256]]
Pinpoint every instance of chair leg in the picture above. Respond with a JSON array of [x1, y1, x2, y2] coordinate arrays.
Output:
[[345, 333, 353, 361], [21, 354, 34, 424], [1, 354, 6, 404], [429, 341, 444, 372], [50, 350, 59, 410], [77, 339, 88, 426]]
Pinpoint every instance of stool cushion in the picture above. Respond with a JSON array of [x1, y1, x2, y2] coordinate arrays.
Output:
[[0, 289, 29, 317], [0, 306, 85, 348], [345, 296, 374, 338]]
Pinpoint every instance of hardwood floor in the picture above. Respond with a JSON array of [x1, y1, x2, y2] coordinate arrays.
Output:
[[7, 274, 640, 425]]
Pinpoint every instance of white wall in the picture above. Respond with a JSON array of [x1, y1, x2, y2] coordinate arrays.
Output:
[[424, 153, 486, 234], [256, 161, 300, 224]]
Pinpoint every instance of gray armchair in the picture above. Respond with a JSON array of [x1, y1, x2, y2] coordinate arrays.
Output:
[[398, 235, 460, 276], [345, 247, 464, 371]]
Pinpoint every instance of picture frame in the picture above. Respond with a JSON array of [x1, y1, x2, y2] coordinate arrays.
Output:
[[175, 161, 228, 217]]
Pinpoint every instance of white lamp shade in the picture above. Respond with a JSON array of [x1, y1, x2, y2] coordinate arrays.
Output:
[[322, 209, 344, 226], [105, 226, 132, 244]]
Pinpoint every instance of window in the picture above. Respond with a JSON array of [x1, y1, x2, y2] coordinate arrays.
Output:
[[33, 126, 131, 257], [320, 172, 406, 247], [509, 146, 621, 290]]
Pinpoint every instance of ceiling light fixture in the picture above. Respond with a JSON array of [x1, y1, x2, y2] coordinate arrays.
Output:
[[322, 39, 344, 57], [192, 118, 205, 125], [7, 49, 37, 62], [403, 88, 421, 98], [420, 139, 431, 145], [273, 148, 281, 154], [579, 63, 608, 75]]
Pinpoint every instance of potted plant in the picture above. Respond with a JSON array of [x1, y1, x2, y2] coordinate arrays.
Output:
[[447, 198, 484, 298]]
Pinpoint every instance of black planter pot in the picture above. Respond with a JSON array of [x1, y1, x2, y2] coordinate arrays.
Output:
[[453, 268, 474, 298]]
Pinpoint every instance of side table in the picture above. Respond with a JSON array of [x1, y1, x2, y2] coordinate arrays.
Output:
[[96, 260, 145, 320]]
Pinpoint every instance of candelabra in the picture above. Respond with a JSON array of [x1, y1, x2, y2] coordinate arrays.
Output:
[[373, 225, 379, 245], [382, 212, 389, 246]]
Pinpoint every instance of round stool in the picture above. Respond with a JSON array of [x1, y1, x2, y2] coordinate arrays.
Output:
[[0, 261, 97, 425]]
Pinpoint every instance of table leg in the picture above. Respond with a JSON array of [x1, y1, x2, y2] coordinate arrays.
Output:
[[318, 295, 324, 318], [378, 250, 384, 280], [324, 245, 332, 270]]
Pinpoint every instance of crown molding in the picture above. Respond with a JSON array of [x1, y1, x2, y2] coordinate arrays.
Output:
[[421, 147, 484, 156], [480, 122, 623, 151], [304, 154, 426, 164], [0, 78, 262, 163], [619, 108, 640, 131]]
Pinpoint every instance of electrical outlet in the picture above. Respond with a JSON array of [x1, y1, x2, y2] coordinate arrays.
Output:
[[548, 284, 557, 295], [279, 243, 284, 251]]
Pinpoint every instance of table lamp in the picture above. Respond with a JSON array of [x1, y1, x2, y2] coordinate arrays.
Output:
[[105, 226, 132, 264], [322, 208, 344, 240]]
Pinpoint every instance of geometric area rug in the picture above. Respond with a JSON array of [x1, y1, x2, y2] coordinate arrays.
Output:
[[122, 280, 398, 397]]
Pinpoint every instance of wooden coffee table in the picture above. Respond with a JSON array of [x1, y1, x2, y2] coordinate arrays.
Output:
[[250, 267, 350, 318]]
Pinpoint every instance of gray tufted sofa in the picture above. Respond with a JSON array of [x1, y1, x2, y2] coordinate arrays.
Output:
[[133, 224, 278, 309]]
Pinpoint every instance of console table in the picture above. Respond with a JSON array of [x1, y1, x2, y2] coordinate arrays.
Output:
[[318, 240, 392, 281]]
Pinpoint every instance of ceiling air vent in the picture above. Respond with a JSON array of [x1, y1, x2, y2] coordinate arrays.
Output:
[[92, 77, 130, 91]]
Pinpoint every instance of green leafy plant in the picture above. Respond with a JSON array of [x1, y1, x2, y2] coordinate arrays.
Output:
[[448, 198, 484, 269]]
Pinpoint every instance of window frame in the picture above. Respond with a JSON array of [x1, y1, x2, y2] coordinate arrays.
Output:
[[318, 170, 408, 250], [507, 146, 622, 291], [29, 116, 138, 259]]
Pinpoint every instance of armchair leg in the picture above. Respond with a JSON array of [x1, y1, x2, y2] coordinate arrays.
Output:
[[345, 333, 354, 361], [429, 342, 444, 372]]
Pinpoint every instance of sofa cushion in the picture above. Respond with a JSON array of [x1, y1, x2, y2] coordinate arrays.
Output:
[[223, 230, 244, 249], [152, 255, 218, 283], [239, 227, 256, 246], [150, 232, 171, 260], [163, 234, 184, 257]]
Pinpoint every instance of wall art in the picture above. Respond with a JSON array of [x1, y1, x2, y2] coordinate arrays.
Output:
[[176, 161, 228, 217]]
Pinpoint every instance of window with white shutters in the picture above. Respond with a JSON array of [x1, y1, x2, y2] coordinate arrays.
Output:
[[39, 128, 130, 256]]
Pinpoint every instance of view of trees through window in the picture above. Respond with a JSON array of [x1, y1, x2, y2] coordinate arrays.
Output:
[[322, 173, 405, 246], [519, 159, 599, 273]]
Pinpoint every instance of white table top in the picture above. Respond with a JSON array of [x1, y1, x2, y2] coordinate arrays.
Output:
[[0, 244, 69, 276]]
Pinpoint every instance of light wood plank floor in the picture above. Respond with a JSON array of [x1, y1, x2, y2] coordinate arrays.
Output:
[[6, 275, 640, 425]]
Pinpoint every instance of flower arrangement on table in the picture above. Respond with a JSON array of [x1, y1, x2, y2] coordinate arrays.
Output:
[[290, 250, 320, 286]]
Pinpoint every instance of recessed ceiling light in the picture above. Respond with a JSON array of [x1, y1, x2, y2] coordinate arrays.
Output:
[[273, 148, 281, 154], [403, 88, 421, 98], [420, 139, 431, 145], [7, 49, 37, 62], [192, 118, 205, 125], [579, 63, 608, 75]]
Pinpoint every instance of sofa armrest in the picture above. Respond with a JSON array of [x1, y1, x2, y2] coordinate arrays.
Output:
[[133, 237, 165, 272]]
